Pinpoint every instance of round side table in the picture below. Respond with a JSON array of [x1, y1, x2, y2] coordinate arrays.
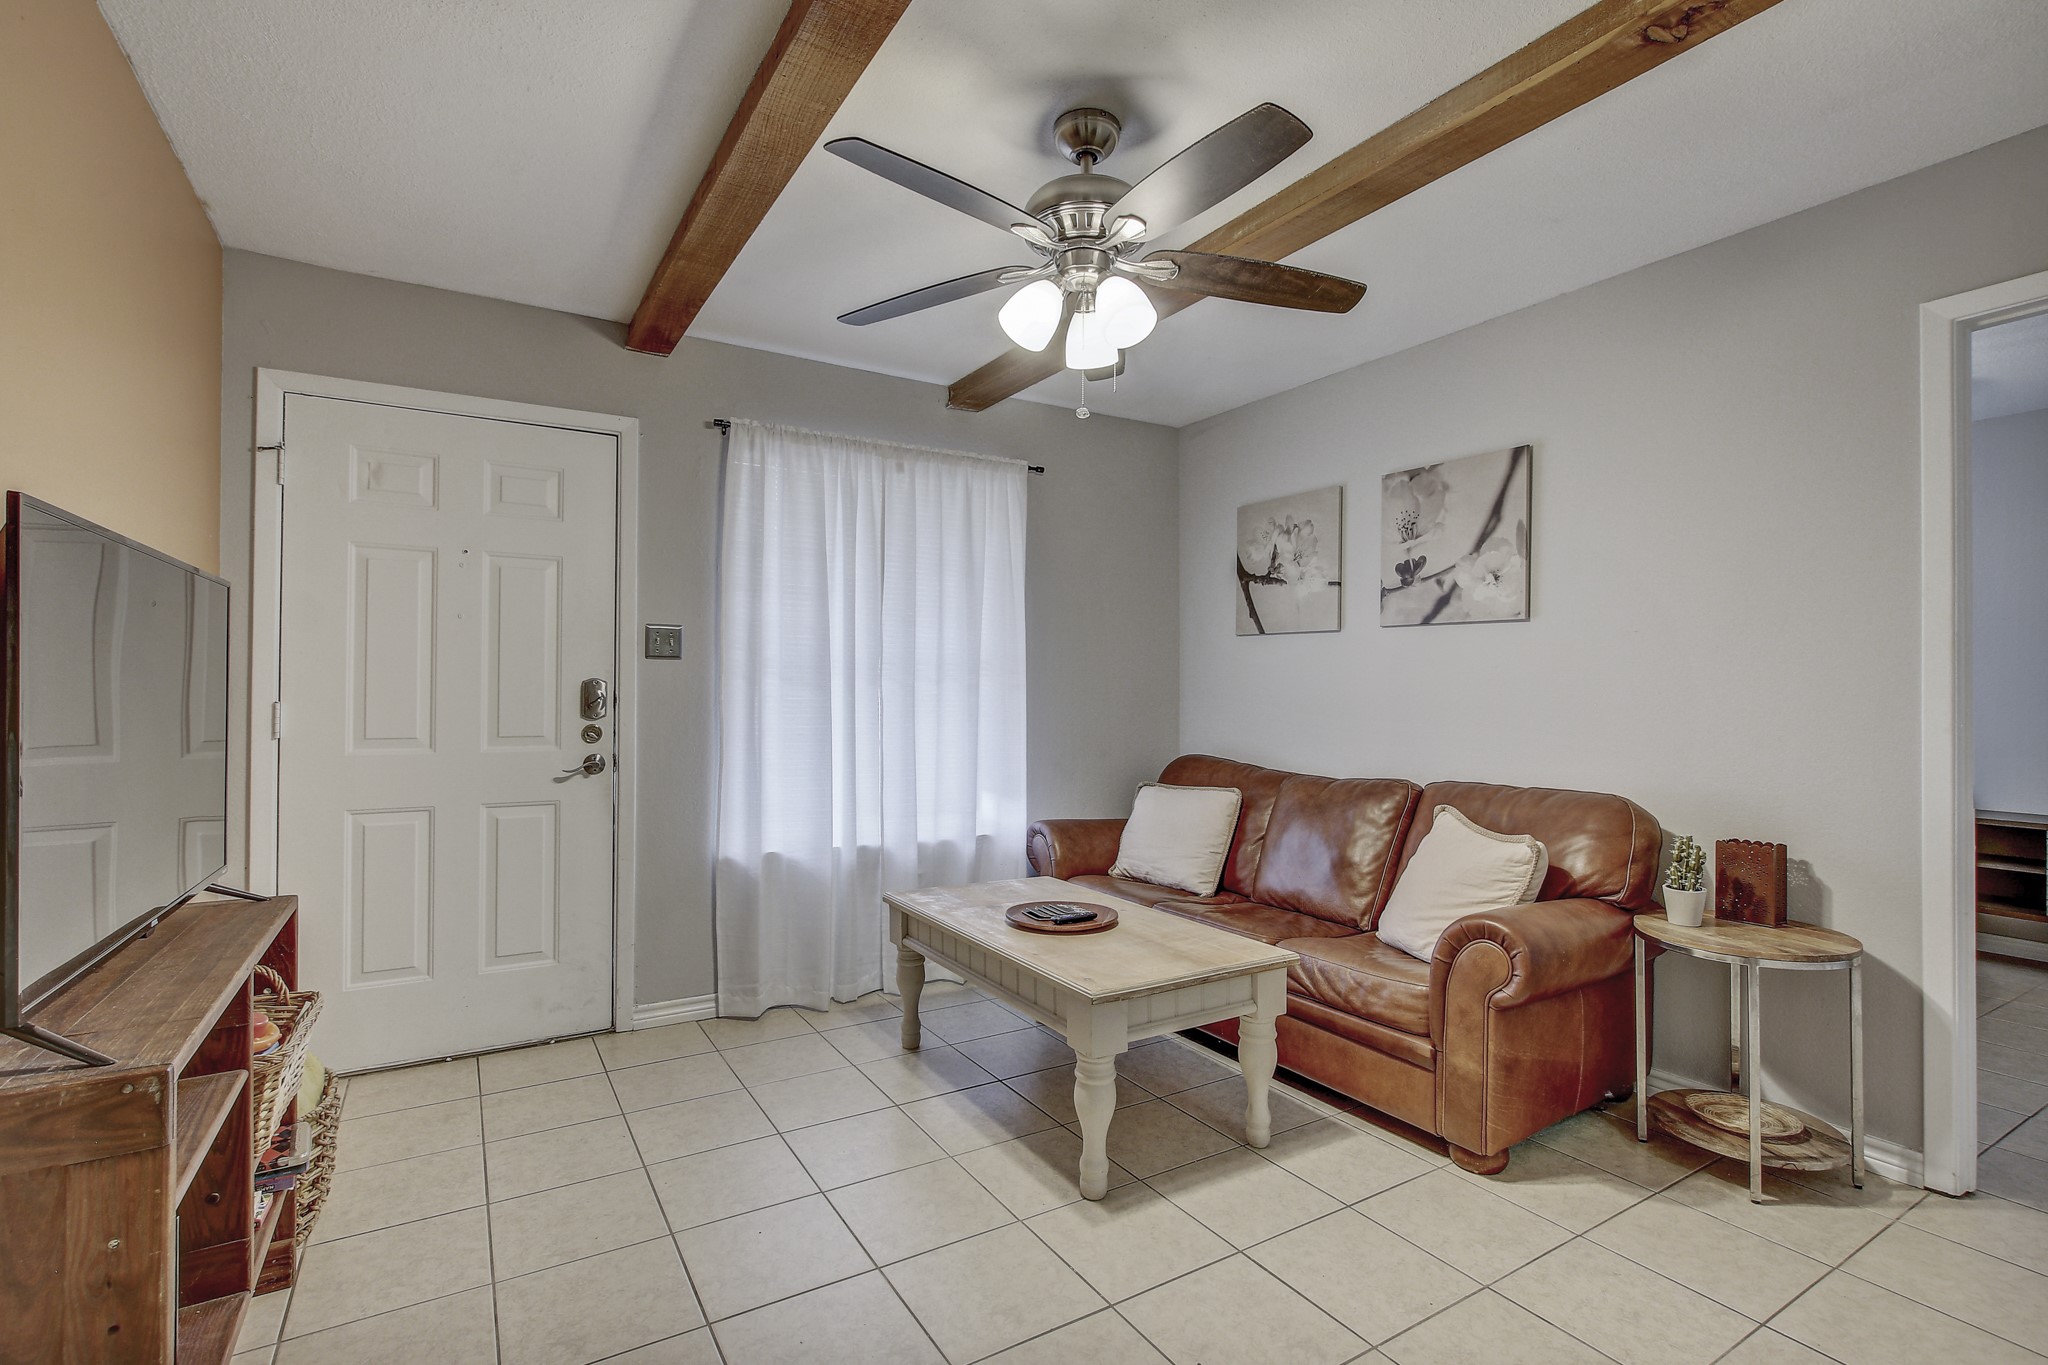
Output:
[[1633, 912, 1865, 1202]]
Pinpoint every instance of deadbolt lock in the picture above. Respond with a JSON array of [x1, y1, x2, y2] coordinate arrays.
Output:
[[581, 723, 604, 744]]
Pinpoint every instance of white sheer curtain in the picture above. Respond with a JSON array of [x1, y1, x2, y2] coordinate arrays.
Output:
[[715, 421, 1029, 1015]]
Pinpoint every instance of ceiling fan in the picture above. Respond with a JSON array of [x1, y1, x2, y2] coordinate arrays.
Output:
[[827, 103, 1367, 378]]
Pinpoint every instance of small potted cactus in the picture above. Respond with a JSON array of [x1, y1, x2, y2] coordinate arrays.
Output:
[[1663, 835, 1709, 927]]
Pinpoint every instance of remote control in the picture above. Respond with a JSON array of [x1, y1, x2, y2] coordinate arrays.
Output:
[[1024, 903, 1097, 925]]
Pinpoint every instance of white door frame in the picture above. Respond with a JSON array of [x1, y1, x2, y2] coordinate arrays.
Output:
[[246, 369, 642, 1036], [1920, 269, 2048, 1196]]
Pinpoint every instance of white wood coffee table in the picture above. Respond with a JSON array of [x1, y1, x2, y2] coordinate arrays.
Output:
[[885, 876, 1297, 1200]]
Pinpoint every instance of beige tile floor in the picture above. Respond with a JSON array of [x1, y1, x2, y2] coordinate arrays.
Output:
[[1976, 954, 2048, 1212], [233, 969, 2048, 1365]]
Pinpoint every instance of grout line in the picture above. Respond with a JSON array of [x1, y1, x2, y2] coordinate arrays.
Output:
[[1830, 1257, 2048, 1354], [478, 1102, 505, 1365], [273, 1284, 497, 1353]]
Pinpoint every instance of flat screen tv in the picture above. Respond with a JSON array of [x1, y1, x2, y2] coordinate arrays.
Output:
[[1, 493, 232, 1063]]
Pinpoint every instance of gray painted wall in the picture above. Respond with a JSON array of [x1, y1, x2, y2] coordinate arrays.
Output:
[[220, 250, 1181, 1006], [1973, 406, 2048, 817], [1176, 126, 2048, 1158]]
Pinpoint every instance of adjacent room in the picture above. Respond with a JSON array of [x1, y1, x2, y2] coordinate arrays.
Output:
[[3, 1, 2046, 1361]]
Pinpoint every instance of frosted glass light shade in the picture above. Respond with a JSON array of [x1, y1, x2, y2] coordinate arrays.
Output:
[[1064, 309, 1119, 371], [998, 280, 1063, 351], [1097, 276, 1157, 348]]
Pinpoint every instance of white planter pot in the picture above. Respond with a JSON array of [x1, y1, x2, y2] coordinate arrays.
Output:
[[1663, 886, 1709, 928]]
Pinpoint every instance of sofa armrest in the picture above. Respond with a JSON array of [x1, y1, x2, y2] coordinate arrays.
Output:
[[1431, 897, 1638, 1162], [1025, 818, 1126, 879], [1429, 897, 1634, 1037]]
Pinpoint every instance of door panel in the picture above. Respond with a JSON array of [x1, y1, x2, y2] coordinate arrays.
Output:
[[279, 395, 617, 1070]]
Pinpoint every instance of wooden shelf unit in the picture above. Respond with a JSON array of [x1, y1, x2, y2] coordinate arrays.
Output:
[[0, 896, 302, 1364], [1978, 811, 2048, 941], [172, 1071, 246, 1204]]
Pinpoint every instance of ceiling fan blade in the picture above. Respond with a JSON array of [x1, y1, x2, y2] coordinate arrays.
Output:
[[1144, 251, 1365, 313], [838, 266, 1024, 326], [826, 137, 1037, 236], [1109, 104, 1310, 237]]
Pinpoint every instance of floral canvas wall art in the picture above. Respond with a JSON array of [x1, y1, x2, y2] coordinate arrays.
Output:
[[1236, 485, 1342, 635], [1380, 445, 1531, 626]]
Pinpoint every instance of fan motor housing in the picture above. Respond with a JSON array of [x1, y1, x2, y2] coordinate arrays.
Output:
[[1026, 172, 1132, 241]]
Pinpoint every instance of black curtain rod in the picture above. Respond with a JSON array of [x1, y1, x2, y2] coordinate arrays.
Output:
[[710, 418, 1044, 475]]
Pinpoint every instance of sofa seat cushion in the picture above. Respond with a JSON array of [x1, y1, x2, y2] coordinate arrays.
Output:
[[1068, 874, 1241, 910], [1282, 932, 1433, 1037], [1154, 900, 1357, 946]]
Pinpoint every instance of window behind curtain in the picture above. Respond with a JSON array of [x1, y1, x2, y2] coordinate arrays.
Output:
[[715, 421, 1028, 1015]]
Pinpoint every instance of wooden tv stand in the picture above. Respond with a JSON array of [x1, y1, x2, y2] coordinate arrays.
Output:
[[0, 896, 304, 1363]]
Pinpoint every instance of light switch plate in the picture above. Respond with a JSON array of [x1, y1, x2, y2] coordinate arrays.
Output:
[[644, 624, 682, 659]]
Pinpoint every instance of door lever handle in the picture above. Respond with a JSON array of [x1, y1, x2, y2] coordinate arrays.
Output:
[[556, 753, 607, 780]]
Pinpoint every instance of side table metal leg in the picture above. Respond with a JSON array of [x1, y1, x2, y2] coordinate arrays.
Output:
[[1746, 959, 1764, 1203], [1730, 967, 1744, 1089], [1850, 957, 1865, 1188], [1635, 936, 1649, 1142]]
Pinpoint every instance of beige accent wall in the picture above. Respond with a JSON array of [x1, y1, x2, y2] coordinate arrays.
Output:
[[0, 0, 222, 570]]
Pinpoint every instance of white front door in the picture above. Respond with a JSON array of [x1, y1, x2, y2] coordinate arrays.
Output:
[[277, 395, 618, 1071]]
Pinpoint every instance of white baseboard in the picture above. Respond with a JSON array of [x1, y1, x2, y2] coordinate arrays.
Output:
[[1648, 1067, 1922, 1189], [1980, 933, 2048, 964], [631, 994, 717, 1028]]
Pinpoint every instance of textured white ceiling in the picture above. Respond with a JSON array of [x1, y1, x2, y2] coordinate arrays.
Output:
[[101, 0, 2048, 428], [96, 0, 793, 321], [1974, 311, 2048, 423]]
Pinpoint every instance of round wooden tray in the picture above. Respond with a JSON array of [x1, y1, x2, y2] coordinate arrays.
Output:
[[1682, 1090, 1809, 1142], [1648, 1089, 1849, 1171], [1004, 900, 1119, 934]]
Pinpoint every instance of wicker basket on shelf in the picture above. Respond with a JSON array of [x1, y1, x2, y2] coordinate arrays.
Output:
[[250, 964, 322, 1163], [294, 1073, 342, 1248]]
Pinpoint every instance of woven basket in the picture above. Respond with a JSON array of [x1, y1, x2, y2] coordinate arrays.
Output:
[[294, 1072, 342, 1249], [250, 964, 322, 1164]]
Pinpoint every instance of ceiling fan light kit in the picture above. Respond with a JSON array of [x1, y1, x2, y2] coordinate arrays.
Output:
[[828, 101, 1366, 397], [998, 279, 1063, 351]]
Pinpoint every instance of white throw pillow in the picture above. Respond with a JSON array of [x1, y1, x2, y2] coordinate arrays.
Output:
[[1109, 783, 1244, 898], [1376, 805, 1550, 961]]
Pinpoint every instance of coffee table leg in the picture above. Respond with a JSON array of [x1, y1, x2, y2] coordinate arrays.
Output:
[[1074, 1053, 1118, 1199], [1240, 1018, 1279, 1149], [1241, 969, 1284, 1148], [897, 942, 925, 1051]]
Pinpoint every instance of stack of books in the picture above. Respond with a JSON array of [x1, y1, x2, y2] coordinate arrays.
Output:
[[255, 1119, 313, 1218]]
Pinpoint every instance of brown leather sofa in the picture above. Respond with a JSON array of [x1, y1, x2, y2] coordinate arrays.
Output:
[[1025, 755, 1662, 1173]]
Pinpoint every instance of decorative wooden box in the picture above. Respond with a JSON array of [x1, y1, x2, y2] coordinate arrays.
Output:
[[1715, 839, 1788, 926]]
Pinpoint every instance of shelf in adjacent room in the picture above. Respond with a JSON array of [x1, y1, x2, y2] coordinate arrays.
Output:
[[174, 1291, 249, 1365], [1978, 898, 2048, 922], [173, 1071, 247, 1203], [1979, 856, 2048, 874]]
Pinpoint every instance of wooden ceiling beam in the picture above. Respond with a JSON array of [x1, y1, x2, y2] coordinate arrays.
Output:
[[946, 0, 1784, 411], [626, 0, 912, 356]]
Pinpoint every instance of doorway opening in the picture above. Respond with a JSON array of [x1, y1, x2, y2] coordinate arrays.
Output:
[[1920, 271, 2048, 1196]]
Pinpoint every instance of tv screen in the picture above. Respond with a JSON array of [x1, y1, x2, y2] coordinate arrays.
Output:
[[4, 493, 231, 1020]]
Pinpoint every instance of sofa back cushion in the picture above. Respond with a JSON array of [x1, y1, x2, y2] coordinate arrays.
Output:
[[1389, 781, 1661, 916], [1158, 755, 1292, 897], [1251, 774, 1422, 928]]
